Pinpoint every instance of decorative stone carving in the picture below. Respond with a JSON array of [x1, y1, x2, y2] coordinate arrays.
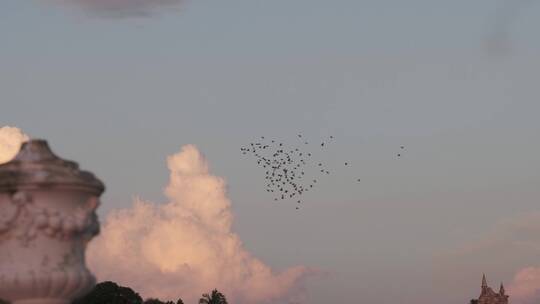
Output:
[[0, 140, 105, 304]]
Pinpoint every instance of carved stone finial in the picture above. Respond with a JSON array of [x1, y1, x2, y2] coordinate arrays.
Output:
[[13, 140, 58, 162], [0, 139, 104, 304], [0, 139, 104, 194]]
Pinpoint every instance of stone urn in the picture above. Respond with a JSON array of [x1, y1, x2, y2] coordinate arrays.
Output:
[[0, 140, 104, 304]]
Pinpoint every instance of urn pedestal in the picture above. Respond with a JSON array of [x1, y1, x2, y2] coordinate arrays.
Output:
[[0, 140, 104, 304]]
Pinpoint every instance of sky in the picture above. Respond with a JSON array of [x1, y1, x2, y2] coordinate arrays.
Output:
[[1, 0, 540, 303]]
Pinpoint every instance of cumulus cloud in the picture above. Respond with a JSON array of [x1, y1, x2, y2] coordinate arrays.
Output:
[[0, 126, 29, 164], [87, 144, 317, 303], [0, 127, 316, 302], [502, 213, 540, 304], [58, 0, 184, 17], [508, 267, 540, 304]]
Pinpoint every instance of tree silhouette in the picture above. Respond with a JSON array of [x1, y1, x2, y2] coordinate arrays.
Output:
[[198, 289, 228, 304], [72, 281, 143, 304], [1, 281, 187, 304]]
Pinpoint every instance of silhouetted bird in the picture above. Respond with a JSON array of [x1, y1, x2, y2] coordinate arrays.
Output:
[[241, 134, 361, 208]]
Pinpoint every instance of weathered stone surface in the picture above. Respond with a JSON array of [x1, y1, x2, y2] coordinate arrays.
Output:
[[0, 140, 104, 304], [0, 140, 104, 194]]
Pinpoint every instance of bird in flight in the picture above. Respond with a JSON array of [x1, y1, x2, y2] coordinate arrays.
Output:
[[240, 133, 370, 210]]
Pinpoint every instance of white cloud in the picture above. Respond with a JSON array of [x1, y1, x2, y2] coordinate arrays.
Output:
[[87, 144, 317, 303], [0, 126, 29, 164]]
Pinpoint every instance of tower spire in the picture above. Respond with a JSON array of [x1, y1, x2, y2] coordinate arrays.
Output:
[[480, 273, 489, 296], [500, 282, 505, 295]]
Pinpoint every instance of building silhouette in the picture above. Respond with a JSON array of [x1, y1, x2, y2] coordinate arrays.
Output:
[[470, 274, 509, 304]]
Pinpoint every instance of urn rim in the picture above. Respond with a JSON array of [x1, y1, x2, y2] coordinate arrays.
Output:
[[0, 139, 105, 195]]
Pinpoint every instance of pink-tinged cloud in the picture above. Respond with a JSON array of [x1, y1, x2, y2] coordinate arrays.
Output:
[[509, 267, 540, 304], [0, 126, 29, 164], [87, 144, 317, 303], [432, 212, 540, 304], [61, 0, 184, 17]]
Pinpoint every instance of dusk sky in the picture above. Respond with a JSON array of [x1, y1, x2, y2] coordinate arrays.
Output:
[[1, 1, 540, 303]]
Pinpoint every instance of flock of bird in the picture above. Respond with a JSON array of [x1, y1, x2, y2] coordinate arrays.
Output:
[[241, 135, 405, 210]]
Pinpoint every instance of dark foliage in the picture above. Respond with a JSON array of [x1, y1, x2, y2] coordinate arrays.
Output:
[[71, 281, 184, 304], [72, 281, 143, 304], [198, 289, 228, 304]]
